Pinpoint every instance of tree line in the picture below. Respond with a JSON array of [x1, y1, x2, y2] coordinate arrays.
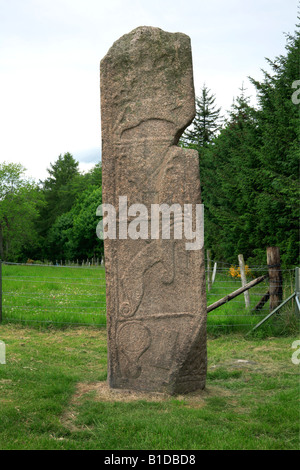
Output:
[[0, 25, 299, 266], [0, 156, 103, 263], [181, 25, 299, 267]]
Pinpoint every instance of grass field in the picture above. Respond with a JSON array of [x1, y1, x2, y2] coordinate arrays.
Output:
[[0, 262, 298, 450], [206, 268, 298, 335], [1, 264, 107, 327], [1, 263, 298, 335], [0, 325, 299, 450]]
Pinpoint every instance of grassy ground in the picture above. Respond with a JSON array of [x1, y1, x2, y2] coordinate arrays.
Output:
[[2, 264, 107, 327], [1, 264, 298, 334], [206, 267, 297, 334], [0, 324, 299, 450]]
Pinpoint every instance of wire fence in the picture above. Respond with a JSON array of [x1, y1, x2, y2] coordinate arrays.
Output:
[[0, 259, 298, 333], [0, 261, 107, 327], [204, 257, 299, 332]]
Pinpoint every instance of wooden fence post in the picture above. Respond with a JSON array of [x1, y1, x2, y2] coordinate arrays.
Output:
[[212, 262, 217, 285], [207, 250, 212, 291], [267, 247, 282, 312], [207, 275, 268, 313], [253, 290, 269, 312], [238, 254, 250, 309]]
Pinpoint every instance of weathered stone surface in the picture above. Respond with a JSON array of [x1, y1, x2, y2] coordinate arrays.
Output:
[[100, 26, 207, 394]]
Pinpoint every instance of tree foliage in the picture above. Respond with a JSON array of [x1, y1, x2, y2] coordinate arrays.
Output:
[[0, 162, 45, 261], [181, 84, 222, 154], [197, 27, 300, 266], [39, 152, 80, 239], [37, 155, 103, 262], [47, 187, 103, 262]]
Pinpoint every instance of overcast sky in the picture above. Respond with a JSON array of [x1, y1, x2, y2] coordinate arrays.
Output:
[[0, 0, 298, 181]]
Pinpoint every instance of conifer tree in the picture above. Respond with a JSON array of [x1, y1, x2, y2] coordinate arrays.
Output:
[[248, 25, 300, 265], [38, 153, 80, 259], [181, 84, 222, 153], [201, 88, 261, 261]]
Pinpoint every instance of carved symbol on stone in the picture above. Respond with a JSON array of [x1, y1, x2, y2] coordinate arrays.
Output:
[[117, 322, 151, 378], [120, 301, 135, 318]]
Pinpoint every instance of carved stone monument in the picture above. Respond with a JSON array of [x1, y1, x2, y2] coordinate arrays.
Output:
[[100, 26, 207, 394]]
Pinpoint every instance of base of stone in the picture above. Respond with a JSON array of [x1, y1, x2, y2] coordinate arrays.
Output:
[[69, 381, 222, 408], [171, 379, 206, 395], [108, 378, 206, 396]]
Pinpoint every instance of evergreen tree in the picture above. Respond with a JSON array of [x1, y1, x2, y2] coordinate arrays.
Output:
[[201, 89, 262, 262], [43, 152, 79, 190], [249, 26, 300, 265], [181, 84, 222, 154], [38, 152, 80, 258], [200, 24, 299, 266], [39, 159, 102, 262]]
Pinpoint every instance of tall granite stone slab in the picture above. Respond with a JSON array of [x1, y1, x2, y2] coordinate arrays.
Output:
[[100, 26, 207, 394]]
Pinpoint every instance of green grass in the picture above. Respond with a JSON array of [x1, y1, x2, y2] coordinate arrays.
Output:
[[206, 271, 298, 335], [0, 325, 299, 450], [0, 265, 298, 449], [2, 264, 106, 327], [1, 263, 298, 335]]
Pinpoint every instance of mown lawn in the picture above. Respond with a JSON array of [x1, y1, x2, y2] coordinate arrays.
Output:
[[0, 324, 299, 450]]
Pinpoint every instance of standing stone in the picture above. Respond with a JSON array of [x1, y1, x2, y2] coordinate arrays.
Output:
[[100, 26, 207, 394]]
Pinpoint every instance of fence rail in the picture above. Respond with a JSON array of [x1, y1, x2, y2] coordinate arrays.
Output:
[[0, 259, 298, 333]]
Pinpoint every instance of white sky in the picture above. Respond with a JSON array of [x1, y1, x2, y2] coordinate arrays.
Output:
[[0, 0, 298, 181]]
